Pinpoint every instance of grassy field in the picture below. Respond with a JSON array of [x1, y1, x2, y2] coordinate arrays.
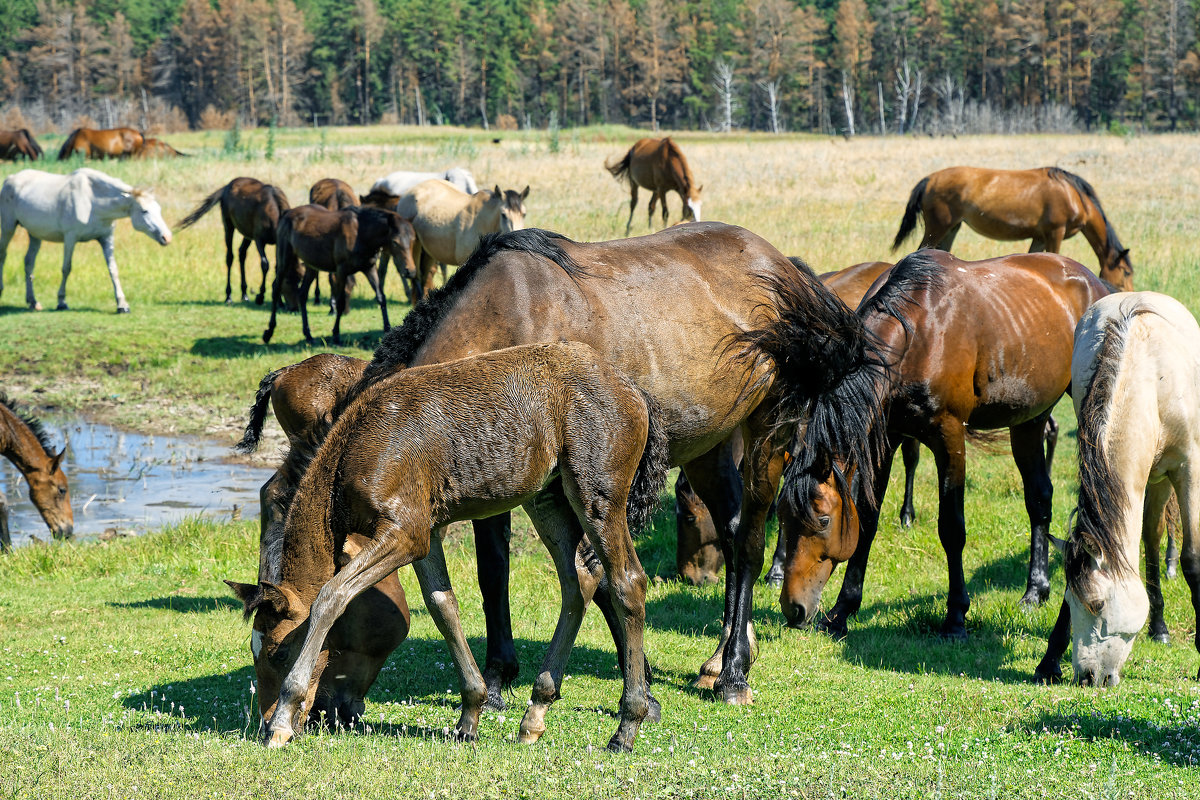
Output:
[[1, 125, 1199, 797]]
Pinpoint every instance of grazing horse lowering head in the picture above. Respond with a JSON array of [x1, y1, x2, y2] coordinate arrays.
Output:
[[492, 185, 529, 233], [0, 395, 73, 540], [128, 189, 172, 246]]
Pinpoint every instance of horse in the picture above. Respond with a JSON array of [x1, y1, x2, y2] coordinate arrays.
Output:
[[606, 137, 702, 236], [0, 168, 172, 313], [0, 129, 43, 161], [263, 204, 416, 345], [369, 167, 478, 198], [232, 353, 411, 725], [135, 138, 187, 158], [309, 178, 358, 211], [58, 127, 144, 160], [344, 224, 882, 707], [390, 179, 529, 302], [762, 250, 1109, 640], [892, 166, 1134, 292], [1033, 292, 1200, 687], [178, 177, 290, 305], [0, 393, 72, 551], [228, 341, 668, 752]]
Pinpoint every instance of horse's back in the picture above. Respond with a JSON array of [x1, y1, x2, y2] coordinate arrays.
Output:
[[821, 261, 893, 309]]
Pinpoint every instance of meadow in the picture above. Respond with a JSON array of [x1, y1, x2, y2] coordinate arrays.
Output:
[[0, 125, 1199, 798]]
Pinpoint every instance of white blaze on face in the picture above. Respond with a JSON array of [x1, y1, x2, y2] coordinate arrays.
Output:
[[687, 198, 702, 222], [251, 630, 264, 660]]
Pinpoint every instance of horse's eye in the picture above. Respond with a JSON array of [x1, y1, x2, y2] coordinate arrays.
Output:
[[268, 646, 290, 666], [58, 486, 67, 496], [818, 515, 831, 529]]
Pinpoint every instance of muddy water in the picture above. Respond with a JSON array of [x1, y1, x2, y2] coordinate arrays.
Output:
[[0, 418, 274, 547]]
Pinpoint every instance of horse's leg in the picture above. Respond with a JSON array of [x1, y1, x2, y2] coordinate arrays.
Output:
[[254, 238, 269, 305], [98, 235, 131, 313], [624, 185, 638, 237], [1163, 491, 1181, 580], [54, 237, 77, 311], [899, 437, 920, 528], [363, 264, 389, 334], [235, 238, 251, 303], [1044, 416, 1058, 471], [220, 218, 234, 302], [0, 208, 14, 299], [1011, 416, 1054, 606], [1034, 598, 1071, 684], [297, 270, 317, 343], [329, 272, 346, 345], [473, 514, 518, 710], [935, 222, 962, 251], [0, 489, 10, 553], [1143, 479, 1174, 644], [1170, 466, 1200, 679], [930, 419, 970, 639], [646, 191, 659, 230], [262, 257, 286, 343], [23, 237, 42, 310], [766, 517, 787, 587]]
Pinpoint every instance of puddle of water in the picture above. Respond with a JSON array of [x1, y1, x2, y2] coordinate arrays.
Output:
[[0, 418, 274, 547]]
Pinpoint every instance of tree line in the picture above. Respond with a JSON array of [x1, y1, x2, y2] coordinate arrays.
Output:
[[3, 0, 1199, 134]]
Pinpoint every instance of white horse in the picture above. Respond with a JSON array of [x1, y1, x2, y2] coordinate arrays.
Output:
[[0, 168, 172, 313], [1036, 291, 1200, 687], [370, 167, 478, 197]]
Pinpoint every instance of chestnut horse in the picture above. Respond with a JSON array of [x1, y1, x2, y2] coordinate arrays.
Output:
[[135, 138, 186, 158], [606, 137, 702, 236], [58, 127, 144, 160], [764, 250, 1109, 640], [0, 393, 72, 550], [178, 178, 291, 304], [0, 129, 43, 161], [892, 166, 1134, 291], [232, 353, 411, 726], [229, 342, 668, 752]]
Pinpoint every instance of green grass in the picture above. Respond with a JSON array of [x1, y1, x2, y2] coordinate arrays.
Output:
[[1, 126, 1199, 797]]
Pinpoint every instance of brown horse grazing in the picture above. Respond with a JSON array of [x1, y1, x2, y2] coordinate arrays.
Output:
[[263, 205, 416, 345], [58, 127, 144, 160], [606, 138, 702, 236], [135, 138, 186, 158], [0, 130, 43, 161], [0, 394, 72, 550], [763, 250, 1109, 640], [228, 342, 667, 752], [308, 178, 361, 309], [232, 354, 411, 726], [178, 178, 291, 304], [348, 225, 881, 706], [892, 166, 1134, 291]]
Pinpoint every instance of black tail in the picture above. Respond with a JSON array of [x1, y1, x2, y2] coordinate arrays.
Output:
[[179, 186, 225, 229], [57, 129, 81, 161], [891, 176, 928, 252], [235, 367, 283, 453], [626, 391, 670, 536], [605, 148, 632, 184]]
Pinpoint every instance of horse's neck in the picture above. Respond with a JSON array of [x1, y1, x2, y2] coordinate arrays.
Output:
[[0, 406, 46, 476], [88, 191, 134, 222]]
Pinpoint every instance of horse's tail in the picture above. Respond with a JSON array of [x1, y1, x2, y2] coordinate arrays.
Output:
[[178, 186, 224, 229], [626, 389, 670, 536], [58, 129, 81, 161], [235, 367, 284, 453], [23, 130, 43, 160], [605, 147, 632, 184], [891, 176, 928, 252]]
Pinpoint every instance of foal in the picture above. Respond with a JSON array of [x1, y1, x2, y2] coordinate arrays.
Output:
[[0, 394, 72, 550]]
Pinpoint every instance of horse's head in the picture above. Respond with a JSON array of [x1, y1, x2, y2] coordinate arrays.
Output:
[[1058, 530, 1146, 688], [386, 213, 419, 281], [685, 184, 702, 223], [128, 190, 172, 246], [26, 447, 73, 540], [1100, 248, 1134, 292], [493, 185, 529, 233]]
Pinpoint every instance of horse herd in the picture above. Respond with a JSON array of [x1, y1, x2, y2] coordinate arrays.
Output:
[[0, 126, 186, 162], [0, 135, 1197, 754]]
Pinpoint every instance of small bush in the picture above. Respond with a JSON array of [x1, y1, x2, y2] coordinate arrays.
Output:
[[200, 105, 236, 131], [495, 113, 518, 131]]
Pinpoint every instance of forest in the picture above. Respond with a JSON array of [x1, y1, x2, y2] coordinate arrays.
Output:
[[2, 0, 1199, 134]]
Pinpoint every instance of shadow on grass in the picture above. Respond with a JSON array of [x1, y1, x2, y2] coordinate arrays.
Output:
[[1023, 709, 1200, 768], [109, 594, 241, 613], [190, 329, 385, 358]]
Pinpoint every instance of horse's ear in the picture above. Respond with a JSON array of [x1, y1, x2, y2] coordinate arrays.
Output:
[[697, 184, 704, 194], [493, 184, 501, 197], [49, 449, 65, 472], [520, 185, 530, 200], [1049, 534, 1067, 555], [260, 581, 303, 619], [225, 580, 260, 610]]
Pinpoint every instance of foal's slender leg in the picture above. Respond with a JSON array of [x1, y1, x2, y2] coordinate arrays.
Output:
[[1143, 480, 1174, 644], [23, 237, 42, 310], [54, 236, 78, 311], [362, 264, 390, 333], [236, 238, 251, 302], [1011, 416, 1054, 605], [98, 235, 131, 313], [253, 237, 270, 305], [935, 223, 962, 251], [624, 185, 638, 237], [297, 270, 317, 342], [474, 514, 517, 710], [1171, 467, 1200, 679], [220, 220, 235, 302], [931, 419, 970, 638], [329, 272, 347, 345], [899, 437, 920, 528]]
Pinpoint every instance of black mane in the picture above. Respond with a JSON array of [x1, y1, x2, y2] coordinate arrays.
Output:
[[0, 393, 57, 457], [1047, 167, 1126, 259]]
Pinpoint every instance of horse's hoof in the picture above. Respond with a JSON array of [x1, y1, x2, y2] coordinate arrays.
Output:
[[692, 673, 718, 691], [56, 302, 68, 311], [517, 725, 545, 745], [225, 297, 233, 305], [1019, 588, 1049, 607], [1033, 662, 1062, 684], [764, 566, 784, 587], [937, 625, 969, 642], [452, 726, 478, 743], [606, 734, 634, 753], [29, 302, 42, 311], [814, 614, 849, 639], [262, 331, 273, 344], [482, 688, 507, 713], [716, 681, 753, 706], [899, 511, 915, 529], [1151, 631, 1170, 645], [255, 294, 265, 306], [116, 306, 130, 314], [645, 694, 662, 724]]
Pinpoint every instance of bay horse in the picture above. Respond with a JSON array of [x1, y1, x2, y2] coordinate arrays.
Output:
[[0, 168, 172, 312], [263, 204, 416, 345], [0, 129, 43, 161], [370, 167, 478, 197], [892, 166, 1134, 291], [606, 138, 702, 236], [58, 127, 144, 160], [308, 178, 361, 309], [346, 224, 882, 706], [391, 179, 529, 302], [0, 394, 72, 550], [228, 341, 668, 752], [178, 177, 290, 304], [232, 353, 412, 726], [1034, 292, 1200, 686], [763, 250, 1108, 640], [135, 138, 186, 158]]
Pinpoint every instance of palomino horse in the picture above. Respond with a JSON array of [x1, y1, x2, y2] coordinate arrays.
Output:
[[263, 205, 416, 345], [606, 137, 702, 236], [389, 179, 529, 302], [229, 342, 667, 752], [0, 394, 72, 550], [347, 225, 882, 705], [178, 177, 291, 304], [58, 127, 144, 160], [369, 167, 478, 197], [232, 353, 411, 726], [0, 168, 172, 312], [1034, 292, 1200, 686], [766, 250, 1108, 639], [0, 129, 43, 160], [892, 166, 1134, 291], [135, 138, 186, 158]]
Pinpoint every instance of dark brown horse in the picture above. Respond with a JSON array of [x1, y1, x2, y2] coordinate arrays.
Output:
[[178, 178, 291, 304], [606, 137, 702, 235], [893, 166, 1134, 291], [229, 342, 667, 752], [309, 178, 358, 211], [0, 129, 43, 161], [135, 138, 186, 158], [58, 127, 144, 160], [0, 394, 72, 550], [232, 353, 411, 726], [263, 204, 416, 345], [763, 250, 1109, 640]]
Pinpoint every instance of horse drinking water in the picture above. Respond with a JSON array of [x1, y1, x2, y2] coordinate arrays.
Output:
[[0, 394, 72, 550], [606, 137, 702, 236]]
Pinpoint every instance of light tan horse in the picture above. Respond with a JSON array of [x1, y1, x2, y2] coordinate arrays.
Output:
[[606, 137, 702, 236], [391, 179, 529, 302]]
